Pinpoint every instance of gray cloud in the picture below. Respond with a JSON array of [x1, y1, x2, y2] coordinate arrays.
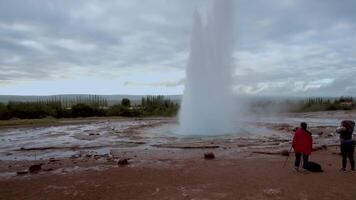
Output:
[[124, 78, 185, 88], [0, 0, 355, 96]]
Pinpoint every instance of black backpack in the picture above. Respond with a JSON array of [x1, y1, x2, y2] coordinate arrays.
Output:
[[308, 161, 323, 172]]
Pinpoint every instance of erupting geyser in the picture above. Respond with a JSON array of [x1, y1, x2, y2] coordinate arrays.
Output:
[[179, 0, 235, 135]]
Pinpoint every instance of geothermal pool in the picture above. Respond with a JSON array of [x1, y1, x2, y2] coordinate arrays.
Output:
[[0, 111, 350, 161], [0, 110, 353, 179]]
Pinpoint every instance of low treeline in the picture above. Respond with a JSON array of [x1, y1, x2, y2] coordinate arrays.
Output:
[[0, 96, 179, 120], [248, 96, 356, 113], [297, 97, 355, 112]]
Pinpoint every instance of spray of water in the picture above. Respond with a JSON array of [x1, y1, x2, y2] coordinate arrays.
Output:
[[179, 0, 235, 135]]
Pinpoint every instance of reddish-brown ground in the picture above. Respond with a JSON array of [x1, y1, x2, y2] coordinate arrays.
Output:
[[1, 150, 355, 200]]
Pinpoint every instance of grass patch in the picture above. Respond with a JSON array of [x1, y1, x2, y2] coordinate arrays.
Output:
[[0, 118, 59, 127]]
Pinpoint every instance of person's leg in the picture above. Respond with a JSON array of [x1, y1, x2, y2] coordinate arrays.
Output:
[[295, 152, 301, 169], [341, 144, 347, 170], [302, 154, 309, 170], [348, 143, 355, 171]]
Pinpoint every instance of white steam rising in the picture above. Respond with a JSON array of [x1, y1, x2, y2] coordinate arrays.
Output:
[[179, 0, 235, 135]]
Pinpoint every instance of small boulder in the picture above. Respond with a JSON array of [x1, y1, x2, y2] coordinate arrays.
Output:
[[29, 164, 42, 173], [204, 152, 215, 159], [118, 158, 129, 166], [49, 158, 59, 163], [17, 171, 28, 175], [280, 150, 290, 156]]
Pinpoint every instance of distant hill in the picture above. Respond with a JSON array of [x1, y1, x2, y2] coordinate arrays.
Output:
[[0, 94, 182, 105]]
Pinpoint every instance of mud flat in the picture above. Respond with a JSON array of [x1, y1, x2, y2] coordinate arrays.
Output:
[[0, 111, 355, 199]]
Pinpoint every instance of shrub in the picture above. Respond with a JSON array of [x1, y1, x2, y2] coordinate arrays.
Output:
[[71, 103, 94, 117]]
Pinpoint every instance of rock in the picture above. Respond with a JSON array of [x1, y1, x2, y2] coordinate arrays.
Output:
[[327, 133, 334, 137], [118, 158, 129, 166], [70, 154, 80, 159], [263, 188, 281, 196], [280, 150, 290, 156], [204, 152, 215, 159], [313, 145, 327, 151], [17, 171, 28, 175], [49, 158, 60, 163], [29, 164, 42, 173]]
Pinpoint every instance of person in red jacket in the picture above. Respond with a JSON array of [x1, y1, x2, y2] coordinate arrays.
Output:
[[292, 122, 313, 171]]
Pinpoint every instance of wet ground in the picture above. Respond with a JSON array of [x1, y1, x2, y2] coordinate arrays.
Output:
[[0, 110, 354, 180]]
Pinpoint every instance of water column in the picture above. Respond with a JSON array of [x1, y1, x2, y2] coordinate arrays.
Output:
[[179, 0, 235, 135]]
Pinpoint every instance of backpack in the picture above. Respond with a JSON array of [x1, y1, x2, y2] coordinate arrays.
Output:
[[308, 161, 323, 172]]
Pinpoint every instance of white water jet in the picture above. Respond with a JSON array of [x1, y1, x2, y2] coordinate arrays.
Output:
[[179, 0, 235, 135]]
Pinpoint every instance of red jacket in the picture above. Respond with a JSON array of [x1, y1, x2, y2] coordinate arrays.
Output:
[[292, 128, 313, 155]]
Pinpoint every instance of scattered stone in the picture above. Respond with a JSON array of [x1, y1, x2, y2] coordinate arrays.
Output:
[[313, 145, 327, 151], [263, 188, 281, 196], [94, 155, 105, 160], [280, 150, 290, 156], [17, 171, 28, 175], [152, 144, 219, 149], [20, 147, 58, 151], [204, 152, 215, 159], [118, 158, 129, 166], [327, 133, 334, 137], [253, 151, 280, 155], [70, 154, 80, 159], [49, 158, 60, 162], [29, 164, 42, 173], [43, 168, 54, 172]]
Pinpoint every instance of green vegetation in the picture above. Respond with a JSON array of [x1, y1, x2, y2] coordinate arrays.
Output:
[[297, 97, 355, 112], [140, 96, 179, 116], [0, 118, 59, 127], [249, 96, 356, 113], [0, 95, 179, 121]]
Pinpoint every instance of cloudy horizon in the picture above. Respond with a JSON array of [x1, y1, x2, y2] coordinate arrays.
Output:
[[0, 0, 355, 96]]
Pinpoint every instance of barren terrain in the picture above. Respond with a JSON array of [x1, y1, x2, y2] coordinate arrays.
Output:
[[1, 111, 355, 200]]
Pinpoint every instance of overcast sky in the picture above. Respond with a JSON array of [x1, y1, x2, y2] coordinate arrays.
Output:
[[0, 0, 355, 96]]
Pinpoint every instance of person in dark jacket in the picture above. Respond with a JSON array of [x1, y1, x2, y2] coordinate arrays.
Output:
[[292, 122, 313, 171], [336, 120, 355, 171]]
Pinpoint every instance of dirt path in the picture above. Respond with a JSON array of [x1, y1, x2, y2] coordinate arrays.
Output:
[[1, 150, 355, 200]]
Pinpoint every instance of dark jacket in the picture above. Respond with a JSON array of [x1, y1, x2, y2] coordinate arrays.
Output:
[[337, 120, 355, 141]]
